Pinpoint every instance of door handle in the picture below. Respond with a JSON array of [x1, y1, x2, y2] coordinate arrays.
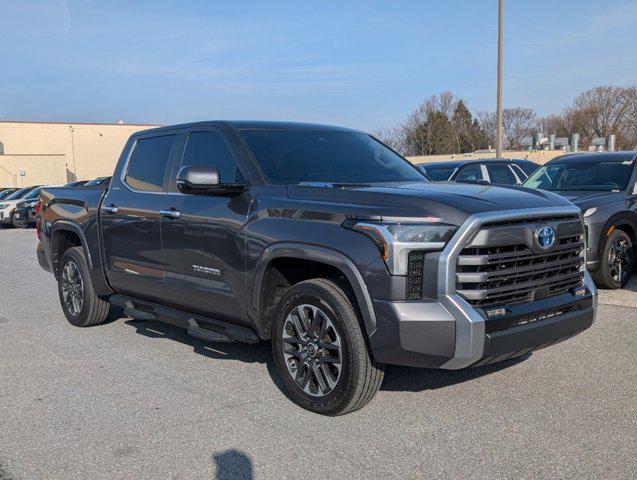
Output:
[[102, 205, 119, 214], [160, 209, 181, 219]]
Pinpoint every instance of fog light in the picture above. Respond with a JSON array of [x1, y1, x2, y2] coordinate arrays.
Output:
[[486, 307, 506, 318], [574, 287, 587, 297]]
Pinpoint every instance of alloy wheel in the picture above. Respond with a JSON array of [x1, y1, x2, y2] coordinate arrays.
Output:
[[282, 304, 343, 397], [61, 261, 84, 316], [608, 236, 633, 285]]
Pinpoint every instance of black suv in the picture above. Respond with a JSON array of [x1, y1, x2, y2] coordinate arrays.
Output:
[[36, 121, 597, 415]]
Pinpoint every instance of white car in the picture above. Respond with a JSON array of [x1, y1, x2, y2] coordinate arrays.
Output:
[[0, 186, 41, 227]]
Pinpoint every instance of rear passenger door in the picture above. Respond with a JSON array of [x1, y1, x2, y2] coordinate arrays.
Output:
[[101, 133, 178, 302], [160, 128, 252, 321]]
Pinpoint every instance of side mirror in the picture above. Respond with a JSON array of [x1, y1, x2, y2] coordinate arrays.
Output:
[[176, 165, 245, 195], [176, 165, 219, 190]]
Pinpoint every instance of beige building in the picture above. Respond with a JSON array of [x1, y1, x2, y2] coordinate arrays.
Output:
[[0, 121, 158, 187]]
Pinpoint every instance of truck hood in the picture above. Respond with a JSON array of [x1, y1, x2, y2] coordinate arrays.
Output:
[[287, 182, 575, 226], [554, 191, 625, 210]]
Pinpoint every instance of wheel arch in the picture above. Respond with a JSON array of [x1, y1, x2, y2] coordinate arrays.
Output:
[[251, 244, 376, 340], [50, 221, 91, 278], [599, 212, 637, 252], [49, 221, 113, 295]]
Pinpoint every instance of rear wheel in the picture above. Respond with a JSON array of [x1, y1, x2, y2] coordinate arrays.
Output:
[[271, 278, 384, 415], [58, 247, 110, 327], [593, 229, 634, 289]]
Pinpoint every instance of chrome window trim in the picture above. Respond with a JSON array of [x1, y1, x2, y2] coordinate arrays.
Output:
[[435, 205, 592, 369]]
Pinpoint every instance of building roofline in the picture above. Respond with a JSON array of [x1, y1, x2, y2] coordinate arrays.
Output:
[[0, 120, 161, 127]]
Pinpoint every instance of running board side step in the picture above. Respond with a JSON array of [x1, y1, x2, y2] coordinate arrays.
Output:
[[110, 295, 260, 344]]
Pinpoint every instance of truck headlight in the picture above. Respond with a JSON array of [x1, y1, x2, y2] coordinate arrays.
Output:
[[582, 207, 597, 218], [344, 219, 457, 275]]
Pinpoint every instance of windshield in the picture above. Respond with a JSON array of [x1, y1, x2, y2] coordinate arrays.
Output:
[[423, 166, 456, 181], [524, 160, 635, 192], [4, 187, 32, 200], [240, 130, 426, 185], [0, 189, 16, 199], [22, 187, 42, 200]]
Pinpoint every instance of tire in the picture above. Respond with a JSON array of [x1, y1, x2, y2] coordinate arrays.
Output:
[[57, 247, 110, 327], [271, 278, 384, 415], [592, 229, 634, 289]]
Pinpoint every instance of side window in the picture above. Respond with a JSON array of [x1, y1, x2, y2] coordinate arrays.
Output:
[[181, 131, 244, 183], [487, 164, 517, 185], [455, 164, 483, 182], [124, 135, 176, 192]]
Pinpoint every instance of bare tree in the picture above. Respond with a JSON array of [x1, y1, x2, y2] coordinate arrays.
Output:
[[372, 126, 406, 154], [502, 107, 537, 149], [477, 110, 497, 147]]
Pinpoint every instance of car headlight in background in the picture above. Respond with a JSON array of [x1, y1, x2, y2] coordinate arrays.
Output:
[[0, 204, 8, 210], [344, 218, 457, 275], [583, 207, 597, 218], [22, 201, 38, 208]]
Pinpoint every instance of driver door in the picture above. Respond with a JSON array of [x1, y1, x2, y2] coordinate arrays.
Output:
[[160, 128, 252, 321]]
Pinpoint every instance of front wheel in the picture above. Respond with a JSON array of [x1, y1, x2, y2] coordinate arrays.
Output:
[[593, 229, 634, 289], [57, 247, 110, 327], [271, 278, 384, 415]]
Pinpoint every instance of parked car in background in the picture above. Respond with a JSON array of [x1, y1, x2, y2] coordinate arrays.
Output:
[[36, 121, 596, 415], [524, 151, 637, 289], [13, 188, 45, 228], [82, 176, 111, 187], [0, 186, 40, 227], [63, 180, 89, 187], [0, 188, 18, 200], [418, 158, 539, 185]]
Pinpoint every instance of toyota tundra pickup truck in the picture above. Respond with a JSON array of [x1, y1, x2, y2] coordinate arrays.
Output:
[[36, 121, 597, 415]]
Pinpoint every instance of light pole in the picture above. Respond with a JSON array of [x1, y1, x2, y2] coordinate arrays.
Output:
[[496, 0, 503, 157]]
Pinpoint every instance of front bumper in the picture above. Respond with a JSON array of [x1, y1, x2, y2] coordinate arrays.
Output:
[[369, 271, 597, 368], [13, 207, 36, 225], [367, 206, 597, 369]]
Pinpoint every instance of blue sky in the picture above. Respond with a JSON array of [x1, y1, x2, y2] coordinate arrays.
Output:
[[1, 0, 636, 131]]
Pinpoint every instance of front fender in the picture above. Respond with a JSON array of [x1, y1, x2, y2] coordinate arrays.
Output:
[[250, 243, 377, 338]]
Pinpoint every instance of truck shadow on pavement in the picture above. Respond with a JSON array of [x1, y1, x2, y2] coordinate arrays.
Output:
[[212, 449, 254, 480], [380, 355, 530, 392], [121, 315, 529, 394]]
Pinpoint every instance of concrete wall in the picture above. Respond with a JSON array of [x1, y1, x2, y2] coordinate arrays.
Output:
[[408, 150, 568, 165], [0, 121, 158, 187]]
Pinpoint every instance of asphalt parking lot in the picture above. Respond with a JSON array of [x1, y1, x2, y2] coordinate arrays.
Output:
[[0, 228, 635, 480]]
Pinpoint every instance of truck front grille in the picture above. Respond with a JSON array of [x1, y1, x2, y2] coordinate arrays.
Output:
[[455, 216, 584, 309]]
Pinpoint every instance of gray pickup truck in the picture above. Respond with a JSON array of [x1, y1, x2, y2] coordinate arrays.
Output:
[[36, 121, 597, 415]]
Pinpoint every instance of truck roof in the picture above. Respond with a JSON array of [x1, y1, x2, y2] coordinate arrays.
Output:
[[546, 151, 637, 164], [133, 120, 362, 137]]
